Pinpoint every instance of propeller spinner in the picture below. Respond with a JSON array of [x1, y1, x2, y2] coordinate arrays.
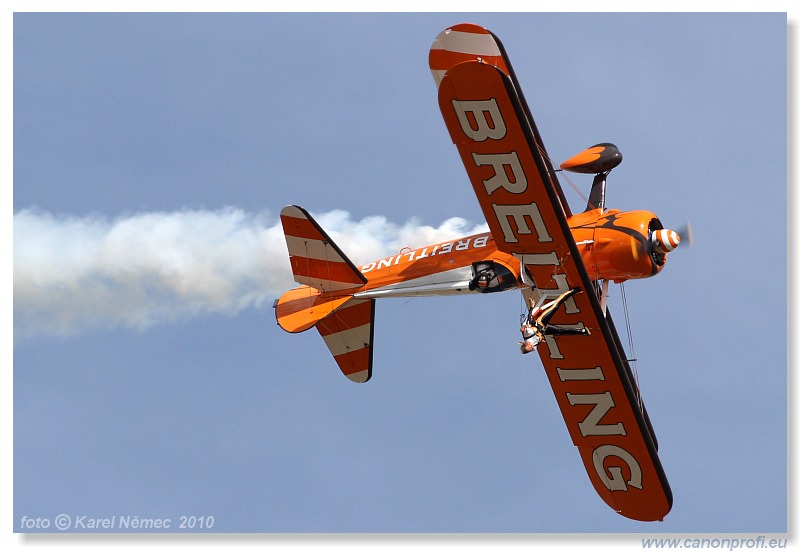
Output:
[[650, 228, 681, 254], [632, 223, 692, 262]]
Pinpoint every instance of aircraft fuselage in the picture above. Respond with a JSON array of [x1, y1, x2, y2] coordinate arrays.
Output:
[[347, 207, 668, 300]]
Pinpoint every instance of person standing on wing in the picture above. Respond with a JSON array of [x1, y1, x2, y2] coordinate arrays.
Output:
[[520, 287, 589, 354]]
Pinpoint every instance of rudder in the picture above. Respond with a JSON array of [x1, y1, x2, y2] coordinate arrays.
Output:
[[315, 298, 375, 383], [280, 205, 367, 293]]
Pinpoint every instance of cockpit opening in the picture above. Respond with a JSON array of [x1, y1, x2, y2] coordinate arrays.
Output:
[[469, 261, 517, 293]]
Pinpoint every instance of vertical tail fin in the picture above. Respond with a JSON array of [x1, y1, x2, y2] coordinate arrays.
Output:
[[280, 205, 367, 293], [276, 206, 374, 382], [315, 298, 375, 383]]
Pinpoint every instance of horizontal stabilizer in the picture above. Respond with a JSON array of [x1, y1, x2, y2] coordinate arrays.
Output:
[[275, 285, 352, 333]]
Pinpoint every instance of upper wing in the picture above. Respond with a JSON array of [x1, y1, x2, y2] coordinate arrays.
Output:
[[431, 27, 672, 522], [430, 23, 572, 218], [429, 23, 510, 88]]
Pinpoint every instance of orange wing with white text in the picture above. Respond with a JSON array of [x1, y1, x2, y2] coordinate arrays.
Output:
[[431, 25, 672, 521]]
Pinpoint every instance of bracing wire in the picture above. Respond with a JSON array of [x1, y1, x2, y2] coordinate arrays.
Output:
[[618, 282, 643, 409], [535, 145, 589, 205], [554, 168, 589, 205]]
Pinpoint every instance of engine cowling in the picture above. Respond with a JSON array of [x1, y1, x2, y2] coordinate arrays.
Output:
[[569, 209, 680, 282]]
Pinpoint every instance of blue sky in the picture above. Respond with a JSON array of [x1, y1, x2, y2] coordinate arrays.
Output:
[[10, 10, 788, 539]]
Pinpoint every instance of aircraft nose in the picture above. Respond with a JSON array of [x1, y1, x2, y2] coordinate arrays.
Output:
[[651, 229, 680, 253]]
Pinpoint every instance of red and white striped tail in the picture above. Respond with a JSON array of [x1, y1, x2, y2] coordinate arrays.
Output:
[[280, 205, 367, 293], [315, 298, 374, 383], [429, 23, 509, 89], [278, 205, 374, 382]]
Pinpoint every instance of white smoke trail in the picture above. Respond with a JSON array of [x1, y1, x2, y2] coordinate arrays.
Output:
[[13, 207, 487, 337]]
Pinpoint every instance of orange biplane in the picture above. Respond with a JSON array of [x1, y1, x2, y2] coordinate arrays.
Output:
[[275, 23, 685, 522]]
